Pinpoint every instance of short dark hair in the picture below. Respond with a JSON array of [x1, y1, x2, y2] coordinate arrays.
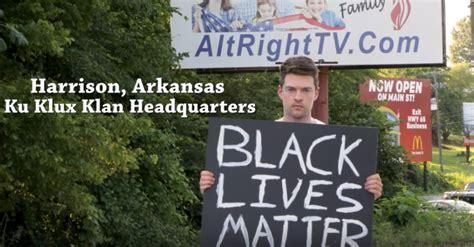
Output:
[[279, 56, 319, 87]]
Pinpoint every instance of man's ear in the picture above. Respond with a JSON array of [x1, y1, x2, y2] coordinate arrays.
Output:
[[278, 84, 283, 100], [313, 86, 320, 102]]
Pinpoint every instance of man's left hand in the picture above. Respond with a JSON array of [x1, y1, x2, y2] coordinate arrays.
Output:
[[364, 173, 383, 200]]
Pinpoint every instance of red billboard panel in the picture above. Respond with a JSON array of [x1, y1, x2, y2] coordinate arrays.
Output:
[[464, 137, 474, 146], [359, 78, 432, 162]]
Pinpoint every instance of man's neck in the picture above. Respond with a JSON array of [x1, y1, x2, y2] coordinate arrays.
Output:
[[276, 116, 325, 125]]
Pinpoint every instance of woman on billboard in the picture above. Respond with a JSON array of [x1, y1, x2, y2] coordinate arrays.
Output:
[[192, 0, 245, 32]]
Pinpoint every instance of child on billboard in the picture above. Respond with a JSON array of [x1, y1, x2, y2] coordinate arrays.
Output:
[[272, 0, 346, 31], [301, 0, 345, 28], [252, 0, 278, 23]]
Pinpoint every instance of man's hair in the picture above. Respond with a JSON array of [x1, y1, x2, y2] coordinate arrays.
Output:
[[279, 56, 319, 87]]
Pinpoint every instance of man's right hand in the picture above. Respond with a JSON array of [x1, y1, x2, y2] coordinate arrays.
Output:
[[199, 170, 215, 194]]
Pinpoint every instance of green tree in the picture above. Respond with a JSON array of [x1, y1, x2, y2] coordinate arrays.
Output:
[[0, 0, 427, 245], [449, 16, 471, 64], [441, 63, 474, 137], [328, 69, 409, 197], [1, 0, 198, 245]]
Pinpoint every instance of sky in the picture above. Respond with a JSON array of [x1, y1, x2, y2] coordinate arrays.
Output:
[[444, 0, 471, 57]]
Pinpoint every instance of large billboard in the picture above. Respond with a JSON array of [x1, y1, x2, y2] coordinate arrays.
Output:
[[170, 0, 445, 69], [359, 78, 432, 162]]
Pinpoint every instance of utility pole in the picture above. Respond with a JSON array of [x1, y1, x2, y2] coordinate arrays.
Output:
[[420, 72, 444, 172], [432, 74, 443, 172], [423, 161, 428, 192], [470, 0, 474, 68]]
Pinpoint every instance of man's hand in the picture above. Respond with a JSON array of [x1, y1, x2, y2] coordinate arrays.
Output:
[[364, 173, 383, 200], [199, 170, 215, 194]]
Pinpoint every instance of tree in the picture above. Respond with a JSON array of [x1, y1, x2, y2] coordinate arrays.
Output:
[[0, 0, 198, 245], [0, 0, 425, 245], [441, 63, 474, 137], [449, 16, 471, 64], [328, 69, 410, 197]]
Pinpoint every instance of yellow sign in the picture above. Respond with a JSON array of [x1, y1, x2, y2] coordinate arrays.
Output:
[[412, 135, 423, 150]]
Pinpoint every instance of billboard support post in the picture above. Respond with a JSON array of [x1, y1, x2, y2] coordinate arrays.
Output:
[[467, 133, 471, 164], [423, 162, 428, 192], [313, 67, 328, 123]]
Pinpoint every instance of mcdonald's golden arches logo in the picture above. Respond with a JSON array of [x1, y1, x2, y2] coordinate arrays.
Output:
[[412, 135, 423, 150]]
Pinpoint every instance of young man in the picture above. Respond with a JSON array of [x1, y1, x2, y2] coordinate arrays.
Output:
[[200, 56, 383, 199]]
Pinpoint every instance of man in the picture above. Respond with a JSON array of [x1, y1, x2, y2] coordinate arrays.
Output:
[[200, 56, 383, 199]]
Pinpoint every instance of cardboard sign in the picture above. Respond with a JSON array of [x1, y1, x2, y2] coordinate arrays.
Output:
[[170, 0, 445, 69], [359, 78, 432, 162], [201, 118, 378, 246]]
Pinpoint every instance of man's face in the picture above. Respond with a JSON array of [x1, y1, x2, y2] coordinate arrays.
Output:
[[278, 73, 319, 122]]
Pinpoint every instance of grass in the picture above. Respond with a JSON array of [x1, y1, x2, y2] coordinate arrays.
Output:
[[373, 138, 474, 246], [428, 143, 474, 189], [374, 212, 474, 246]]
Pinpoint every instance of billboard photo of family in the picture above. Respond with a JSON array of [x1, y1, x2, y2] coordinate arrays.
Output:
[[191, 0, 346, 33]]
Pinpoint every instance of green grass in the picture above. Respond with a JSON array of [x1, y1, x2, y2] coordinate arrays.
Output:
[[428, 144, 474, 189], [374, 212, 474, 246]]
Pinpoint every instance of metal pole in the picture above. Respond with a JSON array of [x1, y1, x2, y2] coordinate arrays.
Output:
[[433, 75, 443, 172], [467, 133, 471, 164], [423, 161, 428, 192], [470, 1, 474, 67], [313, 67, 329, 123]]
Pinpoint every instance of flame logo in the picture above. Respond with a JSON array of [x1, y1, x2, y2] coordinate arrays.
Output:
[[391, 0, 411, 30]]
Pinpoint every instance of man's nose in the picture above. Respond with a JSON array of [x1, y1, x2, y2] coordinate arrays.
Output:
[[294, 90, 303, 101]]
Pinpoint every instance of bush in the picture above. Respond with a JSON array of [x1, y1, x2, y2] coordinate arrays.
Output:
[[373, 190, 474, 246], [375, 189, 422, 226], [405, 164, 454, 193]]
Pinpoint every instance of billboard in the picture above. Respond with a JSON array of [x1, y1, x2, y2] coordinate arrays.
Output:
[[359, 78, 432, 162], [463, 102, 474, 134], [170, 0, 445, 69]]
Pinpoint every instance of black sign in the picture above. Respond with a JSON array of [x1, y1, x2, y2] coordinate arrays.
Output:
[[201, 118, 378, 247]]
